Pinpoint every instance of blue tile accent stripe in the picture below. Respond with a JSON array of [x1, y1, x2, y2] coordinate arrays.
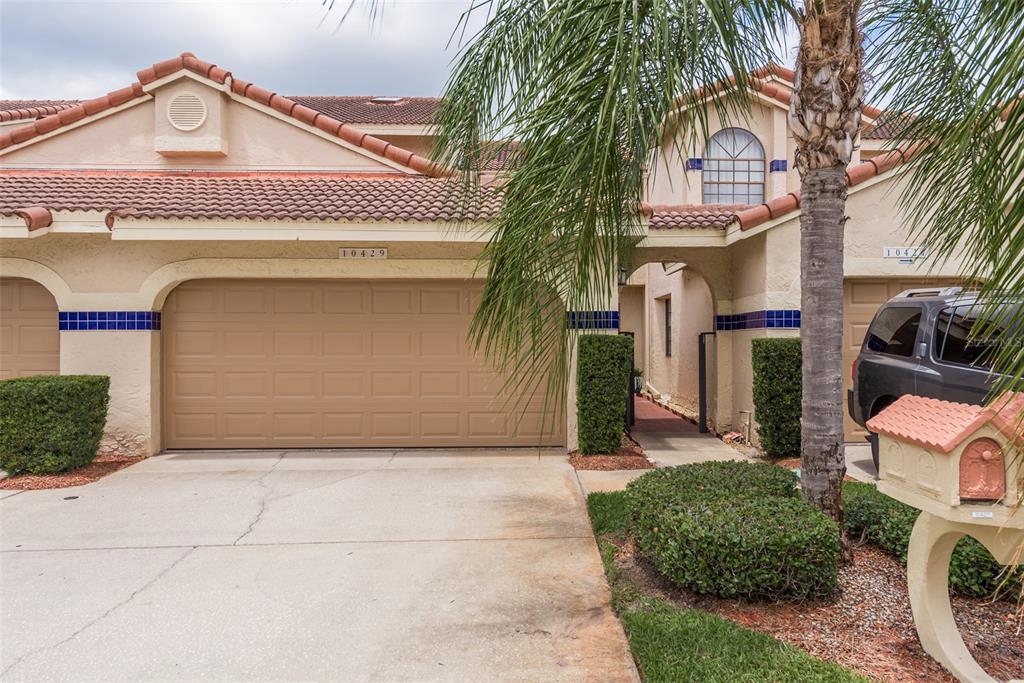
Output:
[[769, 159, 788, 172], [566, 311, 620, 330], [686, 157, 703, 171], [59, 311, 161, 331], [715, 309, 800, 331]]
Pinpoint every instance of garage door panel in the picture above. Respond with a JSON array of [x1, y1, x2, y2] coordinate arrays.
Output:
[[421, 371, 461, 398], [0, 279, 59, 379], [163, 280, 564, 448], [323, 412, 365, 438], [370, 332, 413, 357], [372, 288, 414, 314], [323, 371, 365, 398]]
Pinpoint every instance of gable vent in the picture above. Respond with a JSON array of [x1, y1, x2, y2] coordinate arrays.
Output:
[[167, 92, 207, 131]]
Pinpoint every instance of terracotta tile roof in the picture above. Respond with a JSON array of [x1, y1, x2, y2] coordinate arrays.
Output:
[[0, 53, 443, 176], [736, 147, 916, 230], [0, 100, 80, 123], [647, 204, 748, 230], [862, 111, 912, 140], [288, 96, 438, 125], [867, 392, 1024, 454], [0, 171, 498, 224]]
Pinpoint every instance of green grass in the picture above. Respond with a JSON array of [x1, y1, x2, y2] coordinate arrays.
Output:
[[588, 492, 867, 683], [586, 491, 631, 536]]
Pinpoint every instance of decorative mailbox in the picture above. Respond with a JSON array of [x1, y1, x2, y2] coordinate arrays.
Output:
[[868, 392, 1024, 683]]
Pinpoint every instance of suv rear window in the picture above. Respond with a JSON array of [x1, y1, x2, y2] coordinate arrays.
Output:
[[934, 305, 1005, 369], [866, 306, 921, 357]]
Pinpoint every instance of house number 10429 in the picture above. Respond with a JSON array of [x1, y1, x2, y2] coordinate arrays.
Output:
[[339, 248, 388, 259]]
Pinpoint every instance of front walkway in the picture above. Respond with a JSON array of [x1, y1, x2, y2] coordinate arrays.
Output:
[[0, 449, 638, 682], [577, 398, 748, 493]]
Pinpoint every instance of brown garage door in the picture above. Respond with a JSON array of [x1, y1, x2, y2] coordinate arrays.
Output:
[[0, 278, 59, 379], [842, 277, 958, 441], [162, 280, 564, 449]]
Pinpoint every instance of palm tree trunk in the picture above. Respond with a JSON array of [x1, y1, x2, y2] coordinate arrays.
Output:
[[798, 167, 848, 524], [790, 0, 863, 542]]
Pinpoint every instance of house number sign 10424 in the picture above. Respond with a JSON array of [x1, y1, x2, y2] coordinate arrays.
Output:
[[339, 248, 388, 259]]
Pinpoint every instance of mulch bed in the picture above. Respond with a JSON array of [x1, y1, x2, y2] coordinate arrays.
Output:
[[609, 537, 1023, 683], [0, 453, 146, 490], [569, 452, 655, 471]]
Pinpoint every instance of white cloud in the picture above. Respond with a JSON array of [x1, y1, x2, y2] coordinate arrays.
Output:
[[0, 0, 479, 98]]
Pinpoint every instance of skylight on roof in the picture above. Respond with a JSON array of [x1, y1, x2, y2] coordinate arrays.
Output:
[[369, 97, 404, 105]]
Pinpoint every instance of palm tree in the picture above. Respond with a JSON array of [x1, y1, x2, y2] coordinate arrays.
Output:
[[329, 0, 858, 526], [332, 1, 1021, 540]]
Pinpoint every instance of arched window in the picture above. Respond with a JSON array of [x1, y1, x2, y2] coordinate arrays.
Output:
[[702, 128, 765, 205]]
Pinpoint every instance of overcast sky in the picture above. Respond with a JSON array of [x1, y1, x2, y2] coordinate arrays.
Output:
[[0, 0, 486, 99]]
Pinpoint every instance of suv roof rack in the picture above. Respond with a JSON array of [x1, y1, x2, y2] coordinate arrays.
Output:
[[894, 286, 964, 299]]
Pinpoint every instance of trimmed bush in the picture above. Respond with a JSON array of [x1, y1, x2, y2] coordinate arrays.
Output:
[[626, 462, 839, 600], [843, 481, 1023, 598], [577, 334, 634, 454], [0, 375, 110, 474], [751, 337, 802, 458]]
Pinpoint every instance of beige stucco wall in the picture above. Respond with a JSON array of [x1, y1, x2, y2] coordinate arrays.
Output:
[[2, 84, 401, 172], [618, 285, 646, 371], [59, 330, 160, 456], [634, 264, 714, 418]]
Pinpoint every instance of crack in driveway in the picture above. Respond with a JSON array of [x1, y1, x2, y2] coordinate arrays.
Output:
[[232, 451, 286, 546], [0, 545, 196, 678]]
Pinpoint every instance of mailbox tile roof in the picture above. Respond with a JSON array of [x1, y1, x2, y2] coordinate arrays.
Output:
[[867, 392, 1024, 453]]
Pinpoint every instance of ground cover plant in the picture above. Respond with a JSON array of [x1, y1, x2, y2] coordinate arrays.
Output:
[[843, 481, 1023, 599]]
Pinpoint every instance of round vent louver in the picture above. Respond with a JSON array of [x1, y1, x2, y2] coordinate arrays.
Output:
[[167, 92, 207, 131]]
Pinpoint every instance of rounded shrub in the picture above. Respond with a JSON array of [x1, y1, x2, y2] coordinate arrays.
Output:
[[625, 462, 839, 601], [637, 497, 841, 600], [0, 375, 110, 474]]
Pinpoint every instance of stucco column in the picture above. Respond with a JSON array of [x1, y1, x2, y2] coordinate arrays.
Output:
[[60, 323, 160, 456], [565, 284, 621, 452]]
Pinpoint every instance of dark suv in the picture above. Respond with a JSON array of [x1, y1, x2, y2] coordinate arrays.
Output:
[[849, 287, 1019, 470]]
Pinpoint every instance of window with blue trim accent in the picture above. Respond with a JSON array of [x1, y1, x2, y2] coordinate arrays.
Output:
[[702, 128, 765, 205]]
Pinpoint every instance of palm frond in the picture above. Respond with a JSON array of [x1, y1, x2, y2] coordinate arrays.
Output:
[[867, 0, 1024, 398], [425, 0, 792, 430]]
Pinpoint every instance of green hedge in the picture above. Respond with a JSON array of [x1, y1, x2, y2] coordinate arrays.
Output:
[[751, 337, 802, 458], [626, 462, 840, 600], [843, 482, 1023, 598], [0, 375, 110, 474], [577, 334, 634, 454]]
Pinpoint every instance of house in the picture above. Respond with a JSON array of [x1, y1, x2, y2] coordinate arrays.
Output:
[[0, 54, 961, 455], [620, 65, 962, 445]]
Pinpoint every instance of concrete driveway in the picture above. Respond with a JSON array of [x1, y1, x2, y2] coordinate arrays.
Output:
[[0, 450, 637, 682]]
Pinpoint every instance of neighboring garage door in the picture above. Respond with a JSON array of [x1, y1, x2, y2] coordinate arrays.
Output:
[[0, 278, 59, 379], [842, 277, 958, 441], [163, 280, 564, 449]]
